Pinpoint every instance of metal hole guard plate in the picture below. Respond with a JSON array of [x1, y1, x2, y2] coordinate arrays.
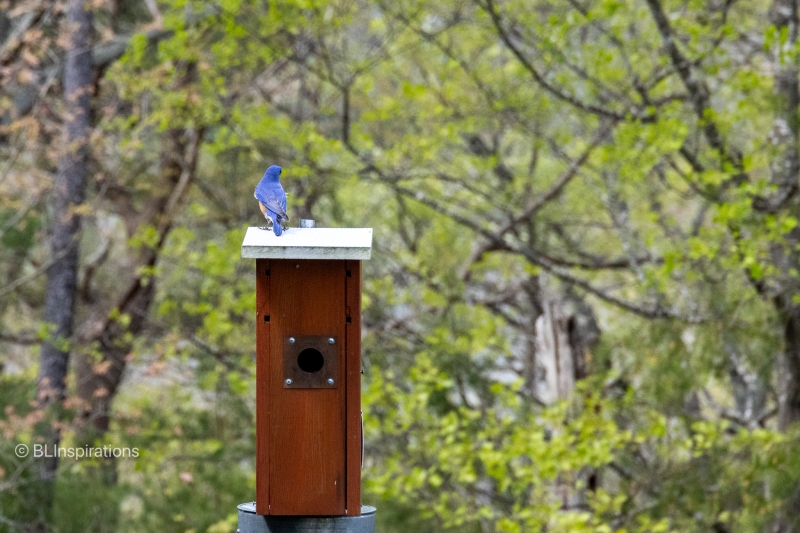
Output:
[[237, 503, 376, 532], [283, 335, 338, 388]]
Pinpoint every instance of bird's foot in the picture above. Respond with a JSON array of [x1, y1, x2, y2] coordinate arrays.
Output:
[[280, 218, 288, 231], [259, 217, 274, 232]]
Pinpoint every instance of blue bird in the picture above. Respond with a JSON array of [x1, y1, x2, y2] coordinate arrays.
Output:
[[254, 165, 289, 236]]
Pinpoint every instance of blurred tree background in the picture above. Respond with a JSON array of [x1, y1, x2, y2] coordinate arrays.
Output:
[[2, 0, 800, 531]]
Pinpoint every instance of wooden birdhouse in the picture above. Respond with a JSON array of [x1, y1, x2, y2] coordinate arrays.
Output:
[[241, 226, 373, 517]]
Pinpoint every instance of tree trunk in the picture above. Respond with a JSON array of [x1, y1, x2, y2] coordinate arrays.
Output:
[[75, 124, 202, 443], [33, 0, 92, 524], [534, 291, 599, 511], [536, 299, 575, 403], [769, 0, 800, 432], [769, 1, 800, 531], [535, 294, 598, 404], [779, 307, 800, 431]]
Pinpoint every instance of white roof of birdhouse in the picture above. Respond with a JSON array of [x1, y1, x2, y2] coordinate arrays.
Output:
[[241, 227, 373, 260]]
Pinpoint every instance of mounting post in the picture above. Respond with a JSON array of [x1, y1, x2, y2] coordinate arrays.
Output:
[[237, 503, 376, 533]]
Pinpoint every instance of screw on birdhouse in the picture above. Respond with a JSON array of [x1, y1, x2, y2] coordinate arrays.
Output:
[[328, 378, 335, 385], [289, 337, 295, 344], [328, 338, 335, 344], [300, 219, 316, 228], [285, 379, 292, 386]]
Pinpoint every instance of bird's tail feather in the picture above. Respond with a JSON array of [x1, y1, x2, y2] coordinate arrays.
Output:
[[270, 213, 283, 236]]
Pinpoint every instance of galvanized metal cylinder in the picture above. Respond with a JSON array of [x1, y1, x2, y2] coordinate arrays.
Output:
[[300, 219, 316, 228], [237, 503, 376, 533]]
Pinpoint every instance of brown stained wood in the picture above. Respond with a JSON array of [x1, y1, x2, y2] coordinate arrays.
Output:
[[268, 259, 346, 515], [344, 260, 362, 516], [255, 259, 270, 514], [254, 258, 362, 516]]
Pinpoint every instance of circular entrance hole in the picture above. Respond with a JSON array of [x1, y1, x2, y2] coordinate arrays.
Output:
[[297, 348, 324, 373]]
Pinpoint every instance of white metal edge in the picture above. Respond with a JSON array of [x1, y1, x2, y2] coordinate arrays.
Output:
[[241, 227, 373, 260], [241, 246, 372, 260]]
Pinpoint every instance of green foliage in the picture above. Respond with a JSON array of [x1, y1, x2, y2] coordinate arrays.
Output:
[[3, 0, 800, 531]]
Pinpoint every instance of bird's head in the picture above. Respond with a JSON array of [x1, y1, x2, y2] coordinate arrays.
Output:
[[263, 165, 282, 181]]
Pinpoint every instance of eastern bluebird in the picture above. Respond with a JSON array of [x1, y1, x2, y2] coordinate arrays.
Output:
[[254, 165, 289, 236]]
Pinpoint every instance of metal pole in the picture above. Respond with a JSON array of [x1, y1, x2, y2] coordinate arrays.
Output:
[[237, 503, 376, 533]]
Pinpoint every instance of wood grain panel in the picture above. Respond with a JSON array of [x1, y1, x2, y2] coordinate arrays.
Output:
[[255, 259, 270, 514], [268, 259, 346, 515], [344, 260, 362, 515]]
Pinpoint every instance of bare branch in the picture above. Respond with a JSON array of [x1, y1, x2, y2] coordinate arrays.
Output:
[[501, 121, 615, 233], [644, 0, 743, 172], [0, 331, 40, 345], [393, 184, 701, 321], [479, 0, 645, 121]]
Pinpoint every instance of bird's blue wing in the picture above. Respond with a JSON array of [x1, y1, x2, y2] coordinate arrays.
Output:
[[255, 182, 288, 220], [271, 181, 287, 214], [258, 196, 287, 220]]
